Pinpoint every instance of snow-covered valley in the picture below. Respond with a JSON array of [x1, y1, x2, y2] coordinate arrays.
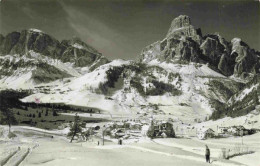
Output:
[[0, 13, 259, 166]]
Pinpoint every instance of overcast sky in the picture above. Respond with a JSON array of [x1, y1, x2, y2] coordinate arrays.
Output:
[[0, 0, 259, 60]]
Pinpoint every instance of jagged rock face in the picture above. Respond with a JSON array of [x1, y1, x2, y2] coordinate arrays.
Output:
[[231, 38, 259, 78], [200, 34, 235, 76], [9, 30, 64, 59], [168, 15, 191, 30], [200, 36, 225, 66], [0, 29, 109, 68], [140, 37, 202, 64], [161, 37, 201, 63], [61, 37, 101, 56], [139, 41, 161, 63], [89, 56, 110, 71], [218, 54, 234, 76], [140, 15, 203, 64], [60, 37, 109, 67], [166, 15, 202, 43], [62, 47, 98, 67], [139, 15, 259, 79]]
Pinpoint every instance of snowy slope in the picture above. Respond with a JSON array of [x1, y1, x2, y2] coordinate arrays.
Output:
[[28, 51, 81, 77], [20, 59, 234, 122], [147, 60, 225, 78], [65, 59, 129, 91], [0, 51, 80, 89]]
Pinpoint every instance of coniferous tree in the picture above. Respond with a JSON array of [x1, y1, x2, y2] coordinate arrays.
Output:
[[0, 106, 17, 133], [68, 113, 83, 143], [45, 109, 48, 116], [53, 109, 58, 116]]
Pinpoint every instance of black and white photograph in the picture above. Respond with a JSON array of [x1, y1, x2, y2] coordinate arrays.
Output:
[[0, 0, 259, 165]]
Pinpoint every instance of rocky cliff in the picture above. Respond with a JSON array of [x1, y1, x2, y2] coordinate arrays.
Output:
[[0, 29, 109, 68], [139, 15, 259, 79]]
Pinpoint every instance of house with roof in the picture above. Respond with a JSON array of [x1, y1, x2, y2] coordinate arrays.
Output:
[[197, 128, 215, 140], [111, 128, 126, 138], [217, 126, 229, 135]]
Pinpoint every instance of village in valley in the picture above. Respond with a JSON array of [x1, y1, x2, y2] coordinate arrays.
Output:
[[1, 0, 260, 165], [85, 116, 260, 142], [1, 100, 260, 166], [0, 87, 260, 166]]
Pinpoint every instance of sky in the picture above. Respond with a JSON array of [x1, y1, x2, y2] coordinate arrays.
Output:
[[0, 0, 259, 60]]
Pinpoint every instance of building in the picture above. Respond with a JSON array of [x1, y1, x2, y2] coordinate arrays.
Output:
[[147, 121, 175, 138], [228, 126, 249, 136], [217, 126, 229, 134], [111, 128, 126, 138], [197, 128, 215, 140]]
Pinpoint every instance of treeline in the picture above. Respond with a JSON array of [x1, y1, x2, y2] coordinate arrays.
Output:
[[98, 63, 147, 94], [0, 90, 101, 114], [0, 89, 31, 108], [22, 102, 100, 113], [130, 78, 181, 96]]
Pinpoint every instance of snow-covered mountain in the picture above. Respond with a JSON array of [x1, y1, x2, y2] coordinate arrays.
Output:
[[0, 15, 259, 121], [0, 29, 109, 89], [139, 15, 260, 79], [0, 29, 109, 69]]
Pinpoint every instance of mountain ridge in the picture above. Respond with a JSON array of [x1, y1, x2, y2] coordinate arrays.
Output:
[[0, 29, 110, 68], [139, 15, 260, 80], [0, 15, 259, 121]]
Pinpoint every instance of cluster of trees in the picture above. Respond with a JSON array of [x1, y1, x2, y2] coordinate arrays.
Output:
[[130, 78, 181, 96], [17, 108, 58, 117], [99, 63, 147, 94], [0, 90, 28, 133], [98, 66, 124, 94], [0, 105, 17, 133], [148, 80, 181, 96], [22, 102, 98, 114]]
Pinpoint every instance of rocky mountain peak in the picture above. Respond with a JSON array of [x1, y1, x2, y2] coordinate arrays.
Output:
[[166, 15, 202, 43], [139, 15, 259, 79], [169, 15, 191, 30], [0, 29, 109, 68], [28, 28, 44, 34], [61, 36, 101, 56]]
